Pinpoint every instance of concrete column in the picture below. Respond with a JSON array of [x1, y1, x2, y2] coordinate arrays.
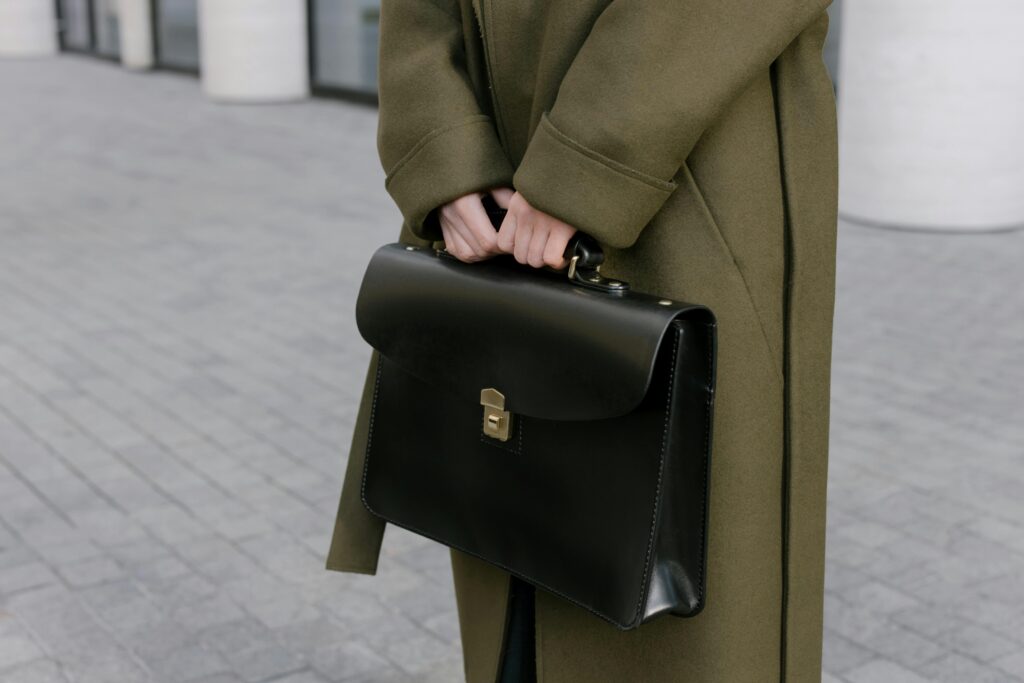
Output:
[[0, 0, 58, 57], [198, 0, 309, 103], [118, 0, 154, 69], [838, 0, 1024, 231]]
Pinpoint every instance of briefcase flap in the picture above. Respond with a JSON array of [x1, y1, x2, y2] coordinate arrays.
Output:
[[355, 243, 712, 421]]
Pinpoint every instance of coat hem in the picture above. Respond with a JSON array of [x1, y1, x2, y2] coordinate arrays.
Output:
[[324, 559, 379, 576]]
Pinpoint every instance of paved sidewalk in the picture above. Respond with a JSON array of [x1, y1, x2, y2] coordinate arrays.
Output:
[[1, 56, 1022, 683]]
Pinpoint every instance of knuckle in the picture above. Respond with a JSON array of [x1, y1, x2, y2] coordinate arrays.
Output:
[[477, 232, 497, 250]]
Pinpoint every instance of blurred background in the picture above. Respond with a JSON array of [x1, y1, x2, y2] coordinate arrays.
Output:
[[1, 1, 1022, 682]]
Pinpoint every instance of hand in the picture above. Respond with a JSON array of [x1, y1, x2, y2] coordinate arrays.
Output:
[[437, 192, 503, 263], [492, 189, 577, 269]]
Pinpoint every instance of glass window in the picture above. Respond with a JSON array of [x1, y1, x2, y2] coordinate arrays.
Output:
[[156, 0, 201, 71], [93, 0, 121, 58], [59, 0, 92, 51], [311, 0, 381, 94]]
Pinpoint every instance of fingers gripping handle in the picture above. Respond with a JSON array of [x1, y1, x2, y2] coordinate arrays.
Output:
[[480, 194, 605, 271]]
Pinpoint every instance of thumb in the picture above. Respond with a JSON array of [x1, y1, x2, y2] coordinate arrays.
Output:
[[489, 187, 515, 209]]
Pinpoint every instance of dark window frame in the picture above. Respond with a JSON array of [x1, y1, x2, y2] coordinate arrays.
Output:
[[150, 0, 201, 75], [55, 0, 109, 58], [56, 0, 384, 106], [306, 0, 379, 107], [91, 0, 122, 59]]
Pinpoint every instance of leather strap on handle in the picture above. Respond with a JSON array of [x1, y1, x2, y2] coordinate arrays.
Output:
[[481, 194, 604, 271]]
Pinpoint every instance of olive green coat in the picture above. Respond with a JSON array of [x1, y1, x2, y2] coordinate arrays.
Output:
[[326, 1, 838, 681]]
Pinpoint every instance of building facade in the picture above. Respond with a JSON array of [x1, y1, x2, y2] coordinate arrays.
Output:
[[43, 1, 842, 106], [52, 0, 380, 101], [6, 1, 1023, 232]]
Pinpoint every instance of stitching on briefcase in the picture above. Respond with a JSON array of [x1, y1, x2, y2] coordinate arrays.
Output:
[[358, 355, 386, 515], [478, 413, 523, 455], [695, 322, 715, 608], [630, 324, 681, 625]]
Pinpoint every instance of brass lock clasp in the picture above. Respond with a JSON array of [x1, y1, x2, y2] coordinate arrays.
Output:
[[480, 388, 513, 441]]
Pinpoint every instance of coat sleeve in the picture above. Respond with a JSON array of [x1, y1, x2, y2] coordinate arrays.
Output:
[[512, 0, 832, 249], [377, 0, 514, 242]]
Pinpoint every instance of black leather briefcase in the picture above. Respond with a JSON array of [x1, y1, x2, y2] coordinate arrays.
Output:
[[354, 208, 717, 630]]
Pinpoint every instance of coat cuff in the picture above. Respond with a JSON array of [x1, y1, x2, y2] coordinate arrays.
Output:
[[384, 115, 515, 242], [513, 112, 678, 249]]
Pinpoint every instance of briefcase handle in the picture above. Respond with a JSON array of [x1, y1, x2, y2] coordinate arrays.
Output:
[[480, 194, 628, 293]]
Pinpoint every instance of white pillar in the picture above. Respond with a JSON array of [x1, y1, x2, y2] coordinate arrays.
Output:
[[118, 0, 154, 69], [198, 0, 309, 103], [0, 0, 58, 58], [838, 0, 1024, 231]]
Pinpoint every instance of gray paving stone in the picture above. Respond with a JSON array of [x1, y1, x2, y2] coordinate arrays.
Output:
[[421, 611, 461, 646], [309, 640, 393, 683], [935, 622, 1022, 663], [147, 646, 231, 683], [175, 539, 247, 580], [0, 615, 46, 670], [919, 653, 1021, 683], [845, 660, 934, 683], [861, 621, 947, 670], [833, 580, 920, 616], [0, 561, 61, 596], [241, 593, 321, 631], [122, 620, 197, 662], [171, 593, 248, 633], [272, 616, 354, 660], [41, 623, 153, 683], [0, 546, 36, 572], [821, 630, 877, 675], [994, 650, 1024, 678], [267, 670, 332, 683], [143, 572, 220, 607], [11, 588, 105, 644], [76, 579, 165, 633], [55, 556, 125, 587], [1, 55, 1023, 683], [186, 675, 245, 683], [198, 619, 305, 683], [419, 657, 467, 683], [340, 670, 413, 683], [381, 632, 455, 677], [106, 538, 175, 566], [230, 644, 305, 683], [0, 659, 72, 683], [31, 536, 104, 564], [889, 605, 960, 642]]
